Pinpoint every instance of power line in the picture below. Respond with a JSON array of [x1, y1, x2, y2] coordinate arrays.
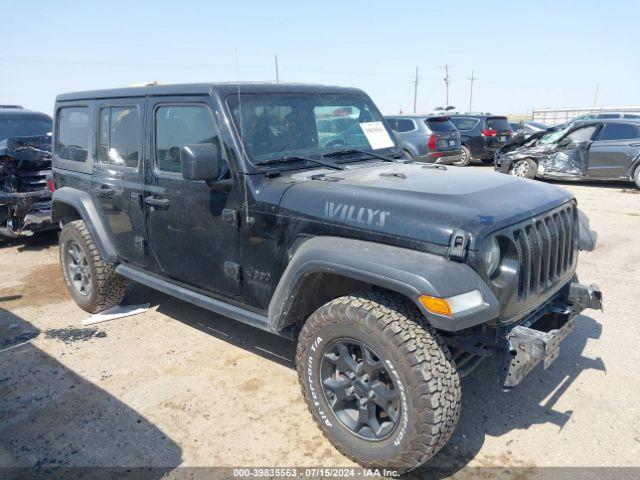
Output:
[[468, 70, 477, 112], [274, 54, 280, 83], [412, 66, 420, 113]]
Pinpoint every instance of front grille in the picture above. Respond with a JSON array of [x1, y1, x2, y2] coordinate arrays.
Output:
[[512, 204, 577, 301]]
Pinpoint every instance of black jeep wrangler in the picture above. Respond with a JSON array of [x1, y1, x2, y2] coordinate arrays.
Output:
[[51, 83, 602, 472]]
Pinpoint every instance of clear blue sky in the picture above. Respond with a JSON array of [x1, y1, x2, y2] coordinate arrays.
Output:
[[2, 0, 639, 116]]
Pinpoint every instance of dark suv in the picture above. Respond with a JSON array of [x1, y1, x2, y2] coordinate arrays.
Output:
[[51, 83, 601, 473], [449, 114, 513, 166], [385, 115, 461, 164]]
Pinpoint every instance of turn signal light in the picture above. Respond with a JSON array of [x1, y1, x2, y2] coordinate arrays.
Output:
[[419, 295, 452, 316]]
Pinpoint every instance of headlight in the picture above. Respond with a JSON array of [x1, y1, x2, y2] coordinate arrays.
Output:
[[483, 237, 501, 278]]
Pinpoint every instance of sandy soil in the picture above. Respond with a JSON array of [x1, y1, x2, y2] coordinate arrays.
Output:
[[1, 169, 639, 476]]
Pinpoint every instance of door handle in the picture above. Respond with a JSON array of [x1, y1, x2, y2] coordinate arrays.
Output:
[[144, 195, 170, 210], [96, 185, 122, 198]]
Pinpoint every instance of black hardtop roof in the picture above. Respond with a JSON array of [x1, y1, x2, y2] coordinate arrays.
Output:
[[56, 82, 367, 102]]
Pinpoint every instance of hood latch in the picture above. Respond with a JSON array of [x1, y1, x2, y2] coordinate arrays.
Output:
[[448, 230, 469, 261]]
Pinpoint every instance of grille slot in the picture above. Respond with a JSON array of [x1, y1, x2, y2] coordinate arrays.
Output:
[[511, 205, 577, 301]]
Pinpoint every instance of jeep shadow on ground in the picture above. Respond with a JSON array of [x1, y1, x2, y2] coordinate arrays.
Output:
[[0, 307, 183, 478], [122, 285, 605, 478], [122, 283, 298, 370]]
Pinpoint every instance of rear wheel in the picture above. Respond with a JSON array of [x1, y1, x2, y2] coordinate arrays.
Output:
[[454, 145, 471, 166], [509, 158, 537, 179], [634, 165, 640, 189], [59, 220, 126, 313], [403, 149, 416, 161], [296, 292, 461, 473]]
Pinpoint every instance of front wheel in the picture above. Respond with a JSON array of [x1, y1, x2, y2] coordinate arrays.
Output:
[[509, 158, 537, 179], [454, 145, 471, 166], [296, 292, 461, 472]]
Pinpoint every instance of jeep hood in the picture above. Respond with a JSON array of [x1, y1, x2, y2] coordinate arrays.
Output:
[[279, 162, 574, 250]]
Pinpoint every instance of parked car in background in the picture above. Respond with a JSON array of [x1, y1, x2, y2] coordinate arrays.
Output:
[[558, 111, 640, 129], [385, 115, 461, 164], [495, 119, 640, 187], [0, 106, 54, 239], [449, 114, 512, 166]]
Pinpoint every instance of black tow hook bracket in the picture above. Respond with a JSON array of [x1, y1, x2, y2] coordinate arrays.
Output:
[[448, 230, 469, 261]]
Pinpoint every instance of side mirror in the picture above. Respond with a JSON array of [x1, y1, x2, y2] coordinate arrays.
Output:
[[180, 144, 220, 181]]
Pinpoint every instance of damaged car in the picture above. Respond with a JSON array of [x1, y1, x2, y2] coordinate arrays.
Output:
[[495, 119, 640, 188], [0, 106, 54, 239]]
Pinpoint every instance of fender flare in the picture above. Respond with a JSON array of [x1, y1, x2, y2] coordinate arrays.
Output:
[[52, 187, 118, 262], [268, 236, 500, 332]]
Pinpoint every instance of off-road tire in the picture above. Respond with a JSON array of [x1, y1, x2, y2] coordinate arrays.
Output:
[[59, 220, 126, 313], [454, 145, 471, 166], [634, 165, 640, 189], [509, 158, 537, 179], [296, 292, 461, 473]]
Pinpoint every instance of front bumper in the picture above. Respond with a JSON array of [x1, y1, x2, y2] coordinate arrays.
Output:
[[501, 282, 602, 389]]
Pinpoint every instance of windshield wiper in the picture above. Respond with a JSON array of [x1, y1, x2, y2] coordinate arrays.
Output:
[[323, 148, 400, 162], [259, 155, 345, 170]]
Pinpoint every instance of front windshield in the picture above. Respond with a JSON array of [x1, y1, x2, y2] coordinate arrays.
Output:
[[226, 93, 396, 164], [0, 115, 52, 141]]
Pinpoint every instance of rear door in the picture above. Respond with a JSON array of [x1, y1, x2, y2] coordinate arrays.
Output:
[[587, 122, 640, 179], [91, 98, 147, 267], [144, 95, 242, 296]]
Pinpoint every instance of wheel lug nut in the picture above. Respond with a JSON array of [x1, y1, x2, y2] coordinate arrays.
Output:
[[359, 398, 368, 406]]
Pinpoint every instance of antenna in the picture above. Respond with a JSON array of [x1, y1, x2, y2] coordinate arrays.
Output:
[[234, 48, 251, 224]]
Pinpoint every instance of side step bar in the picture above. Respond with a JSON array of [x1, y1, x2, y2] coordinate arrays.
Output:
[[116, 264, 294, 340]]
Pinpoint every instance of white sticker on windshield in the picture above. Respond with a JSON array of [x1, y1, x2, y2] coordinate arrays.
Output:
[[360, 121, 394, 150]]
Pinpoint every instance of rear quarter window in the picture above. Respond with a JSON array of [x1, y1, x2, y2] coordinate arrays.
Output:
[[485, 117, 511, 131], [450, 117, 479, 131], [56, 106, 90, 162], [395, 119, 416, 132], [425, 118, 456, 132]]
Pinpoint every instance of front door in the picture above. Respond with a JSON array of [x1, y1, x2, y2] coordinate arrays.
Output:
[[91, 98, 147, 267], [587, 122, 640, 179], [144, 96, 242, 296]]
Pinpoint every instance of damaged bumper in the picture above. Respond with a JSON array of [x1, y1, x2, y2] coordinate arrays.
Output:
[[501, 282, 602, 389], [0, 190, 53, 238]]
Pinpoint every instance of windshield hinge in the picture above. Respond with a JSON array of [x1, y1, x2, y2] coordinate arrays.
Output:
[[448, 230, 469, 261]]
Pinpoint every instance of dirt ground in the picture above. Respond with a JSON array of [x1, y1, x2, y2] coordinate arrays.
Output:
[[1, 167, 639, 477]]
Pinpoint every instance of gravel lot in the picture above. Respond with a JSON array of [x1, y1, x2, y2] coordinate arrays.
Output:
[[1, 167, 639, 476]]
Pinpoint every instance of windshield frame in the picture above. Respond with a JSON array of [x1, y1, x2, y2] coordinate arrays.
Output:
[[223, 91, 399, 169]]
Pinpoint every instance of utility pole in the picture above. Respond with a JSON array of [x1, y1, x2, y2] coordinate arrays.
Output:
[[274, 54, 280, 84], [440, 64, 451, 106], [412, 65, 420, 113], [467, 70, 477, 112], [593, 82, 600, 107]]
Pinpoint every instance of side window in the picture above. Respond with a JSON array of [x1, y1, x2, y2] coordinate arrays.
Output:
[[596, 113, 619, 119], [56, 107, 90, 162], [624, 114, 640, 119], [395, 119, 415, 132], [598, 123, 640, 141], [98, 106, 140, 168], [385, 118, 397, 131], [565, 125, 597, 143], [155, 104, 221, 174]]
